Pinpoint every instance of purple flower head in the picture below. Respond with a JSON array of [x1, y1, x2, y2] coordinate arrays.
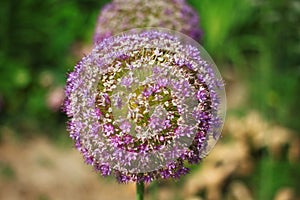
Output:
[[64, 28, 226, 183], [93, 0, 203, 43]]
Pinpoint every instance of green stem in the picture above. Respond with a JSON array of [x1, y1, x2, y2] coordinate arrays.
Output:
[[136, 182, 144, 200]]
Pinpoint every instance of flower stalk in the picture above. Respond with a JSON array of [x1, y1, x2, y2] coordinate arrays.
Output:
[[136, 182, 144, 200]]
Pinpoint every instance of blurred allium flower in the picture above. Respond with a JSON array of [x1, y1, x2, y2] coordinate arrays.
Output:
[[94, 0, 202, 43], [64, 28, 225, 183]]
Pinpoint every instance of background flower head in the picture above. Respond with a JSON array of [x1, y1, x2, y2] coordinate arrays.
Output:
[[65, 28, 225, 183], [93, 0, 203, 43]]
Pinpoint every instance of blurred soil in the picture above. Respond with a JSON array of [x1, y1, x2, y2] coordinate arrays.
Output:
[[0, 135, 135, 200]]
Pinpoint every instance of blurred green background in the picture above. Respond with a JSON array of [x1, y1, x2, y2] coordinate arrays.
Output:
[[0, 0, 299, 199]]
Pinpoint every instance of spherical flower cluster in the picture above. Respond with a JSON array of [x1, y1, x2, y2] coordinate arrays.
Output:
[[64, 28, 225, 183], [93, 0, 202, 43]]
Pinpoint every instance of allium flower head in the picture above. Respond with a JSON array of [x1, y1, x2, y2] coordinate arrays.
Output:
[[94, 0, 202, 43], [64, 28, 225, 183]]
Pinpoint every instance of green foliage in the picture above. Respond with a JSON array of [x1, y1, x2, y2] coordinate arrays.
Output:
[[252, 154, 295, 200], [0, 161, 15, 180], [0, 0, 110, 133], [246, 0, 300, 130], [187, 1, 300, 198], [189, 0, 300, 130], [188, 0, 253, 60]]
